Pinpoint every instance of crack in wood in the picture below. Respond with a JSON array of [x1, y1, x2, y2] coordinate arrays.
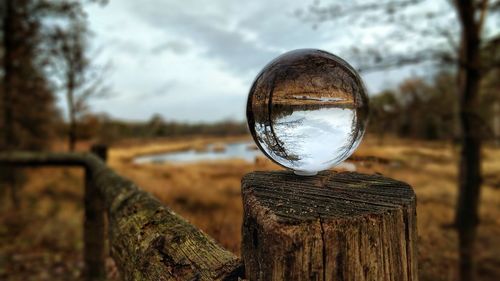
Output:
[[242, 170, 418, 281]]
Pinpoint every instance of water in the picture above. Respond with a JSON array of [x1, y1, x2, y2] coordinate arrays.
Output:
[[133, 141, 357, 171], [134, 142, 261, 164], [247, 49, 369, 175]]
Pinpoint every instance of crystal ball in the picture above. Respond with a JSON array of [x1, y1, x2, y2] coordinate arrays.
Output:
[[246, 49, 369, 176]]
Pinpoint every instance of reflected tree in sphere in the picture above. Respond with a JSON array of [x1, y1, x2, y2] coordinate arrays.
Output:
[[247, 49, 369, 175]]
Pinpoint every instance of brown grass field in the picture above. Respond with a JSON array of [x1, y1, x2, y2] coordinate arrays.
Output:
[[1, 135, 499, 280]]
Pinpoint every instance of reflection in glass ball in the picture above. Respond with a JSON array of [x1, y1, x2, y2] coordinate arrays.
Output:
[[246, 49, 369, 176]]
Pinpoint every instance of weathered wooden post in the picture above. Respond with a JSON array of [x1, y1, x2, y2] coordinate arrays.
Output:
[[84, 144, 107, 281], [241, 171, 418, 281]]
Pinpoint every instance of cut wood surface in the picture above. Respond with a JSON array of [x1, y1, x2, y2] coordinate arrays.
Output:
[[0, 152, 243, 281], [241, 171, 418, 281]]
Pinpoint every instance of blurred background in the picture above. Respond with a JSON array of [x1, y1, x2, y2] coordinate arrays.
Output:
[[0, 0, 499, 280]]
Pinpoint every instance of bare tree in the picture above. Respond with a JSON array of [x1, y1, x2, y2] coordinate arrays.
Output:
[[302, 0, 499, 280], [50, 18, 109, 151], [0, 0, 109, 206], [0, 0, 63, 207]]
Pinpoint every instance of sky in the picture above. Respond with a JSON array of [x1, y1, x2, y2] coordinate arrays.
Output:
[[77, 0, 444, 123]]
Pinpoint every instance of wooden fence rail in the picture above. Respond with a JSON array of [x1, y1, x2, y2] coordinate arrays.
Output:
[[0, 146, 243, 281], [1, 147, 418, 281]]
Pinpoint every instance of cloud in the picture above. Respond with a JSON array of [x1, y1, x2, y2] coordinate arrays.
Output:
[[151, 40, 191, 55], [126, 1, 284, 76], [83, 0, 434, 122], [135, 80, 178, 100]]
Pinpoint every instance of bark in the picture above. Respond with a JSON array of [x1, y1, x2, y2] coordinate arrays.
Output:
[[67, 72, 77, 151], [2, 0, 14, 149], [241, 171, 418, 281], [453, 1, 484, 280], [1, 0, 18, 208], [0, 152, 243, 280]]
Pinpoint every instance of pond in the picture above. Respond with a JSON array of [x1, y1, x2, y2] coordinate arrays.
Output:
[[133, 141, 356, 171], [134, 142, 262, 164]]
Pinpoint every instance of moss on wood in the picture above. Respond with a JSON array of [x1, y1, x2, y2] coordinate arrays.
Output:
[[0, 152, 243, 281]]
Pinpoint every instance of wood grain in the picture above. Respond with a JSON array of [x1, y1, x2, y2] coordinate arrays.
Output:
[[241, 171, 417, 281], [0, 152, 243, 281]]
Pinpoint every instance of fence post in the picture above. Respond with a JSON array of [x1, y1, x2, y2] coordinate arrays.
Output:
[[84, 144, 107, 281], [241, 171, 418, 281]]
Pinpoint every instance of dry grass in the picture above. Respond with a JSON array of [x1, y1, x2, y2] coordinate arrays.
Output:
[[1, 135, 499, 280]]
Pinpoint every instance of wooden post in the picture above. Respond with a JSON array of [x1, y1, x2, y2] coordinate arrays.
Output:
[[241, 171, 418, 281], [84, 145, 107, 281]]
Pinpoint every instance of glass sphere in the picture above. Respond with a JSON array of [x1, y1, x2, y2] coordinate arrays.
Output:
[[246, 49, 369, 176]]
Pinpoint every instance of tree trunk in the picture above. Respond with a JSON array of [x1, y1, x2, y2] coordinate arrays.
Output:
[[69, 117, 76, 151], [493, 102, 500, 146], [2, 0, 14, 149], [1, 0, 20, 208], [67, 77, 76, 151], [242, 171, 418, 281], [453, 1, 483, 280]]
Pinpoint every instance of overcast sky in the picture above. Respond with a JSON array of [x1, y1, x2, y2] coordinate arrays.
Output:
[[76, 0, 442, 122]]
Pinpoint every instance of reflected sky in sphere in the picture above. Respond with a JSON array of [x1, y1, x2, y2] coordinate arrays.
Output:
[[247, 49, 369, 175]]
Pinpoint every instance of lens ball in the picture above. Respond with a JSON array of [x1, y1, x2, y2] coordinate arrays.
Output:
[[246, 49, 369, 176]]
